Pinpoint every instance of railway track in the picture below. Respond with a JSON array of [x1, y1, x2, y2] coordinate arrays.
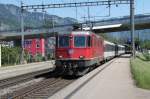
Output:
[[0, 69, 53, 89], [50, 59, 117, 99], [1, 76, 75, 99], [0, 58, 116, 99]]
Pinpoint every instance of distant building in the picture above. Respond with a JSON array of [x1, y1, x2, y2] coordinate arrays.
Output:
[[45, 37, 55, 55], [24, 38, 45, 56], [24, 37, 55, 57], [0, 41, 14, 47]]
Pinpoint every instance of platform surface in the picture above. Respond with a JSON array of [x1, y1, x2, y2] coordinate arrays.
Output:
[[0, 61, 54, 80], [50, 55, 150, 99]]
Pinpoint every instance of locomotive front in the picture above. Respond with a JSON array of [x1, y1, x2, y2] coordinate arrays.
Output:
[[55, 31, 93, 76]]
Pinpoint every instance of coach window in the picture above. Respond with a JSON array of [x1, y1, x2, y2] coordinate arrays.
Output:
[[58, 36, 69, 47], [111, 45, 114, 51], [74, 36, 86, 47], [87, 36, 92, 47], [105, 44, 108, 51], [108, 45, 110, 51], [94, 37, 96, 47]]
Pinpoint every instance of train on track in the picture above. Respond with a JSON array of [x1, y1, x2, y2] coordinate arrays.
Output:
[[55, 30, 125, 76]]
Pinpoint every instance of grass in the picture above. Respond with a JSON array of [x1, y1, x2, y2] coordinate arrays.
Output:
[[130, 54, 150, 89]]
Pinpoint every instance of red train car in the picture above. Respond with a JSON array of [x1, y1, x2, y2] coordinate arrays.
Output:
[[55, 31, 104, 76], [24, 38, 45, 57]]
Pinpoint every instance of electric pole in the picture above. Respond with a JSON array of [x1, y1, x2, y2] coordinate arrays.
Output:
[[87, 0, 93, 31], [21, 1, 25, 64], [130, 0, 135, 58]]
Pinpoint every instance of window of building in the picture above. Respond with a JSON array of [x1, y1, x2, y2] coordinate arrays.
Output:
[[36, 39, 40, 48], [24, 40, 32, 48]]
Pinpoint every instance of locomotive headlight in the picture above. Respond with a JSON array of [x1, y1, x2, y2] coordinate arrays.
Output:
[[59, 55, 63, 58], [68, 49, 74, 54], [79, 56, 84, 59]]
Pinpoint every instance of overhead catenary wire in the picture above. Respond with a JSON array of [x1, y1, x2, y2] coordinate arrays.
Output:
[[19, 0, 133, 61]]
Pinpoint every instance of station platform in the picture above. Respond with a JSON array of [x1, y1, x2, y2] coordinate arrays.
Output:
[[0, 61, 54, 80], [50, 55, 150, 99]]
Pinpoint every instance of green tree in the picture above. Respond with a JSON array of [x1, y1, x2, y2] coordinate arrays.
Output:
[[141, 40, 150, 50], [1, 47, 21, 66], [100, 33, 124, 44], [42, 19, 57, 28]]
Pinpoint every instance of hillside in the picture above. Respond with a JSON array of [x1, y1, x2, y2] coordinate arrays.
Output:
[[0, 4, 77, 31]]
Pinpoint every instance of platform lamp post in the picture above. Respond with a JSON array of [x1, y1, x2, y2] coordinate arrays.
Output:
[[20, 1, 25, 64], [130, 0, 135, 58]]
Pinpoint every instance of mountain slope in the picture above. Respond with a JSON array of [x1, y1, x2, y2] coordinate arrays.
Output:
[[0, 4, 77, 31]]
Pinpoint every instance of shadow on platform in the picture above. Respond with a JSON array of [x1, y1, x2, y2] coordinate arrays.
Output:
[[119, 54, 132, 58]]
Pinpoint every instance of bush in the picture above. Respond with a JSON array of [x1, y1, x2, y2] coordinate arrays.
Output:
[[1, 47, 21, 66], [47, 53, 55, 60], [1, 46, 49, 66], [34, 53, 43, 62], [143, 52, 150, 61], [24, 51, 33, 63], [131, 58, 150, 89]]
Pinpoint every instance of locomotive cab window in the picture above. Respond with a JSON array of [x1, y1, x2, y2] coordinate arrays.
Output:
[[87, 36, 92, 47], [58, 36, 69, 47], [74, 36, 86, 47]]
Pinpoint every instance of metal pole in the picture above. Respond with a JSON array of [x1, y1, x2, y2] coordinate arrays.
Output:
[[74, 0, 78, 20], [87, 1, 90, 22], [87, 0, 92, 31], [0, 44, 1, 67], [21, 1, 25, 64], [130, 0, 135, 58], [52, 16, 55, 33]]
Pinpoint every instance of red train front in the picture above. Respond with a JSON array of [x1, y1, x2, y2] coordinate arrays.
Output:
[[55, 31, 104, 76]]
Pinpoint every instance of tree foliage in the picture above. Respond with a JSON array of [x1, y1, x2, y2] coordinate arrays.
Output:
[[1, 46, 51, 66], [100, 33, 125, 44], [140, 40, 150, 49], [1, 47, 21, 66], [42, 19, 57, 28]]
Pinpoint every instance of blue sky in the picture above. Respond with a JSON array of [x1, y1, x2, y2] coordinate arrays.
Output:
[[0, 0, 149, 22]]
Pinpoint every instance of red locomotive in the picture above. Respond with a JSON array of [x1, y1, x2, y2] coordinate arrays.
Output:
[[55, 31, 104, 76], [55, 30, 125, 76]]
